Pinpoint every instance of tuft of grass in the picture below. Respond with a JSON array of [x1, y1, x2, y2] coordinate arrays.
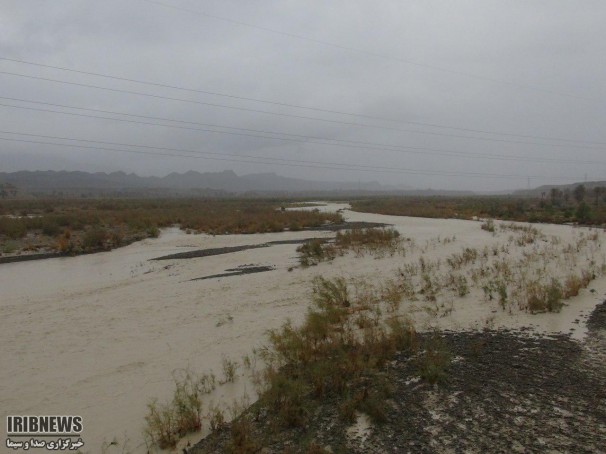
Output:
[[563, 269, 594, 298], [446, 247, 479, 270], [221, 357, 239, 384], [416, 336, 452, 385]]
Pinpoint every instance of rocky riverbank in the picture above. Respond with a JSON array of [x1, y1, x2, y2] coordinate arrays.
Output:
[[191, 302, 606, 454]]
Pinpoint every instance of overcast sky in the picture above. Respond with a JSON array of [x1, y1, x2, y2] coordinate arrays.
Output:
[[1, 0, 605, 191]]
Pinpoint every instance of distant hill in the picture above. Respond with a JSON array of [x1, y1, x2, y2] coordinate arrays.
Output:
[[514, 180, 606, 198], [0, 170, 415, 198]]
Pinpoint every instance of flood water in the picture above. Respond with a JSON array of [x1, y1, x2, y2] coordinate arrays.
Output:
[[2, 204, 605, 452]]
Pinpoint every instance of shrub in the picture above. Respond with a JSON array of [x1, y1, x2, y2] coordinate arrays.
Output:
[[526, 279, 563, 313], [144, 370, 213, 449], [145, 400, 178, 449], [481, 219, 495, 233], [82, 227, 108, 251], [206, 404, 226, 432], [297, 239, 331, 267], [41, 219, 61, 236], [335, 228, 400, 253], [259, 276, 416, 430], [563, 269, 595, 298], [0, 217, 27, 239], [146, 226, 160, 238], [564, 274, 583, 298], [1, 240, 18, 254]]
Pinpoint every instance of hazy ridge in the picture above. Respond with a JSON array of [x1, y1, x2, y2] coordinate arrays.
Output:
[[0, 170, 478, 198]]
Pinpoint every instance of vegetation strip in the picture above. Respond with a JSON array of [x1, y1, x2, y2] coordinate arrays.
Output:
[[351, 189, 606, 225], [0, 198, 344, 258]]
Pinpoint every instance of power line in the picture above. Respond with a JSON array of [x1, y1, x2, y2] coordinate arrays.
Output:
[[0, 132, 581, 181], [0, 56, 603, 146], [1, 70, 603, 151], [141, 0, 594, 102], [1, 98, 604, 167]]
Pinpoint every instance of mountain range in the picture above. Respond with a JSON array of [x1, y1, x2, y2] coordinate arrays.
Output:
[[0, 170, 419, 197]]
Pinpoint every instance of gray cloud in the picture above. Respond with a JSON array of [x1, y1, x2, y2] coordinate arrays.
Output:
[[1, 0, 605, 191]]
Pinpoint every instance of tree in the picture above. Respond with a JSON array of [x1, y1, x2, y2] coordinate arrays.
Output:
[[573, 184, 586, 203]]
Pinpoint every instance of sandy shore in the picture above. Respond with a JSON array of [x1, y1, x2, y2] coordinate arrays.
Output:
[[2, 203, 605, 453]]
